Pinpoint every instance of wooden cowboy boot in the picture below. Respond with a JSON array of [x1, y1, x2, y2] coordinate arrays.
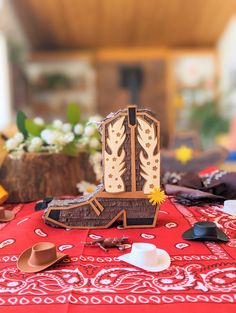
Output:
[[44, 105, 161, 229]]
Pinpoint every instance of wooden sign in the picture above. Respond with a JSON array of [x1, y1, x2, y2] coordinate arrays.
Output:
[[44, 105, 161, 229]]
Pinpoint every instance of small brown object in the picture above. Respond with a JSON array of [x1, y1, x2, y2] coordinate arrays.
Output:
[[0, 206, 14, 222], [82, 236, 129, 252], [0, 152, 96, 203], [17, 242, 67, 273]]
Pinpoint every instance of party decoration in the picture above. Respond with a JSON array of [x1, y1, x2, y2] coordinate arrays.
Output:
[[137, 117, 160, 193], [148, 187, 166, 205], [82, 236, 129, 252], [44, 105, 161, 229], [104, 116, 126, 193]]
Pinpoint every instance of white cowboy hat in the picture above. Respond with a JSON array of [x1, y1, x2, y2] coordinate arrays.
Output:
[[118, 242, 171, 272]]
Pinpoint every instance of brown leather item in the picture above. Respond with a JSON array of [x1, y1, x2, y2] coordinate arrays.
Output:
[[17, 242, 67, 273], [0, 206, 14, 222]]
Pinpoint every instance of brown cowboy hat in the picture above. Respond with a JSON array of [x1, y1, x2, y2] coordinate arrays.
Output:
[[17, 242, 67, 273], [0, 206, 14, 222]]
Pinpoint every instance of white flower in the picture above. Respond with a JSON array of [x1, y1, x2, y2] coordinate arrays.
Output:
[[33, 117, 44, 126], [13, 132, 24, 144], [62, 123, 72, 133], [30, 137, 43, 151], [41, 129, 60, 145], [84, 125, 96, 137], [74, 123, 84, 135], [79, 136, 90, 146], [63, 132, 75, 143], [77, 181, 97, 195], [27, 145, 36, 152], [53, 119, 63, 129], [91, 152, 102, 163], [88, 115, 103, 123], [93, 164, 103, 180], [31, 137, 43, 147], [6, 138, 18, 151], [89, 138, 100, 149]]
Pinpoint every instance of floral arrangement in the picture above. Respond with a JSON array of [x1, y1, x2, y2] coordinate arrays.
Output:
[[5, 104, 103, 181]]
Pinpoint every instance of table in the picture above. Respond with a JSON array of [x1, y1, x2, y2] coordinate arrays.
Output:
[[0, 198, 235, 313]]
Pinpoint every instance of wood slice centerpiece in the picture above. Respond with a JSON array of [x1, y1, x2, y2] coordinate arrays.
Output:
[[0, 152, 96, 203]]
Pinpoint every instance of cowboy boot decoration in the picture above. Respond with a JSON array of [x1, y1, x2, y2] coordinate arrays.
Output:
[[44, 105, 163, 229]]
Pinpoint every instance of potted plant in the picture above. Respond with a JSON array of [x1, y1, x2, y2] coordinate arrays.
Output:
[[0, 104, 103, 203]]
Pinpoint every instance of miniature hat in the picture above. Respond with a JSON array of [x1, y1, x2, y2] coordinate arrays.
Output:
[[182, 221, 229, 242], [223, 200, 236, 216], [17, 242, 67, 273], [118, 243, 171, 272], [0, 206, 14, 222]]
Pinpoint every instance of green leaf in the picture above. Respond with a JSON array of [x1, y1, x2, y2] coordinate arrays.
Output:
[[62, 142, 78, 157], [16, 111, 28, 138], [25, 119, 44, 136], [67, 103, 80, 125]]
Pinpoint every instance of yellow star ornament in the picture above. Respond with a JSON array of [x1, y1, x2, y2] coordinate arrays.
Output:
[[147, 187, 166, 206], [175, 145, 193, 164]]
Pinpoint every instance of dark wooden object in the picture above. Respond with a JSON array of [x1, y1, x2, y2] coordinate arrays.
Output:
[[0, 152, 96, 203]]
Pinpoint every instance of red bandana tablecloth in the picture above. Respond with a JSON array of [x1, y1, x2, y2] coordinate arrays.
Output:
[[0, 198, 235, 313]]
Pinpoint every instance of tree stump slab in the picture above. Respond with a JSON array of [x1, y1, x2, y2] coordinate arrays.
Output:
[[0, 152, 96, 203]]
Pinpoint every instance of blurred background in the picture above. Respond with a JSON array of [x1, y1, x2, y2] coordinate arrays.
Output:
[[1, 0, 236, 155]]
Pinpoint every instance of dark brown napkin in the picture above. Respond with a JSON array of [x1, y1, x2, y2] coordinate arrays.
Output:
[[163, 171, 236, 206]]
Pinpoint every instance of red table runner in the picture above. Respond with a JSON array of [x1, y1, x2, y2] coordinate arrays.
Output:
[[0, 198, 236, 313]]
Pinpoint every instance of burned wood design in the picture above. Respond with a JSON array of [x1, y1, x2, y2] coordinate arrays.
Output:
[[137, 117, 160, 194], [44, 106, 161, 229], [104, 116, 126, 193]]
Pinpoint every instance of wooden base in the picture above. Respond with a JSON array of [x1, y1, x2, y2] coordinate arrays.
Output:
[[0, 152, 96, 203]]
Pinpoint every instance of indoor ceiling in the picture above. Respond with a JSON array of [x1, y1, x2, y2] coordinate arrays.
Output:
[[12, 0, 236, 50]]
